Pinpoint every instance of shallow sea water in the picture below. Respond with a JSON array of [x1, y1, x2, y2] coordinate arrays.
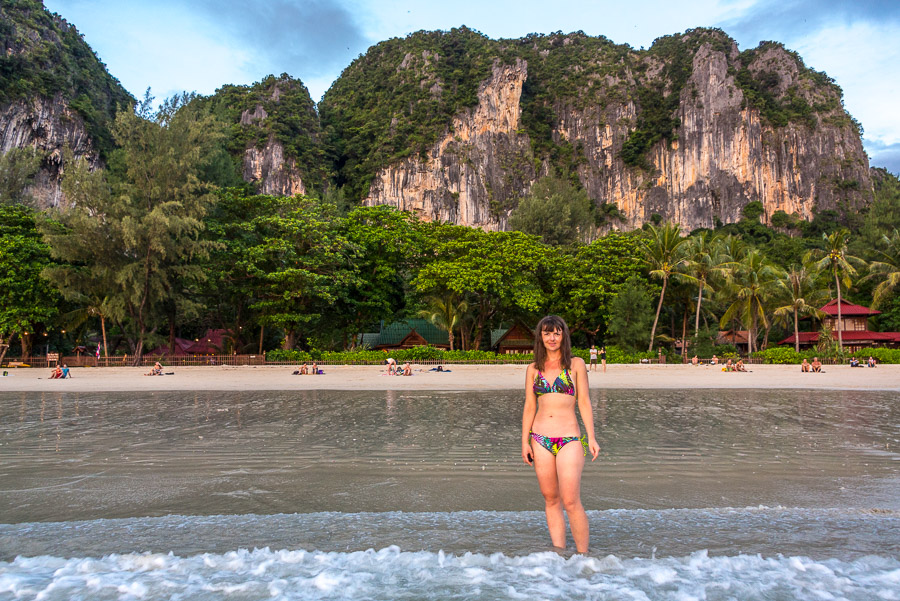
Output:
[[0, 388, 898, 600]]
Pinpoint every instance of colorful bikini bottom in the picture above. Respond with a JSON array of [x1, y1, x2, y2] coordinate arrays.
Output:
[[530, 431, 588, 456]]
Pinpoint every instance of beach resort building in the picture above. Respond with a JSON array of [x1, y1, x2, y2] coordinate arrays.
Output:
[[779, 299, 900, 351]]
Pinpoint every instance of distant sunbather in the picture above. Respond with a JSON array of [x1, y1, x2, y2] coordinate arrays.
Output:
[[811, 357, 822, 373], [801, 358, 810, 372], [145, 361, 163, 376]]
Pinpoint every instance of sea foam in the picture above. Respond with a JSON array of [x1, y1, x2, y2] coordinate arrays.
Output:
[[1, 547, 898, 601]]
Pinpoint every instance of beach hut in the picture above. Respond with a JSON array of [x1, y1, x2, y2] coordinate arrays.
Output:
[[779, 299, 900, 351], [491, 323, 534, 354], [362, 319, 450, 350]]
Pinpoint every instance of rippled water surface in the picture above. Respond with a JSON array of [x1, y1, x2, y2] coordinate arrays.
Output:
[[0, 388, 898, 600]]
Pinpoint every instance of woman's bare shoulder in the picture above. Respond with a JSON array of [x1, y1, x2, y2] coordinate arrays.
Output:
[[571, 356, 587, 369]]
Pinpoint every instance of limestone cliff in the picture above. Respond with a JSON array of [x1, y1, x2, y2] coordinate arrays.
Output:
[[204, 74, 324, 196], [0, 1, 132, 207], [333, 29, 871, 232], [363, 59, 533, 228], [561, 40, 871, 231], [239, 103, 306, 196], [0, 95, 99, 206]]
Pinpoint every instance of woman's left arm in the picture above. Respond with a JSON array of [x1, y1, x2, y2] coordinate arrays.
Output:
[[573, 357, 600, 460]]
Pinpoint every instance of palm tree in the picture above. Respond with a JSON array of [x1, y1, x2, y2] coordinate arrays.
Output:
[[866, 229, 900, 308], [418, 294, 468, 351], [684, 231, 735, 338], [807, 230, 866, 353], [719, 249, 781, 355], [641, 223, 690, 352], [773, 265, 828, 352]]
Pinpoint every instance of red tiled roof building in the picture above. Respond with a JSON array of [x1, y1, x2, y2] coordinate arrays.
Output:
[[779, 300, 900, 350]]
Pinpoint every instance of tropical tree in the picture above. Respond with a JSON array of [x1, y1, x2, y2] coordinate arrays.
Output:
[[508, 174, 595, 246], [43, 93, 225, 364], [684, 231, 734, 338], [545, 232, 645, 341], [866, 229, 900, 308], [0, 204, 59, 363], [641, 223, 690, 351], [418, 294, 469, 351], [414, 228, 553, 349], [807, 229, 866, 353], [719, 249, 782, 354], [241, 195, 358, 351], [606, 276, 655, 351], [772, 265, 828, 352], [0, 147, 42, 206]]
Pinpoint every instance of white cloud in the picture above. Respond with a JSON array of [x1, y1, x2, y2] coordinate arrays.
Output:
[[790, 21, 900, 146]]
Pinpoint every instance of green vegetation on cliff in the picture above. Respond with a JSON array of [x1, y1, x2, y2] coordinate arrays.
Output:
[[320, 26, 861, 201], [320, 27, 497, 201], [0, 0, 134, 154], [199, 74, 329, 192]]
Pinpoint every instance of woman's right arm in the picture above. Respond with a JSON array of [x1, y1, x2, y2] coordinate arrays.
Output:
[[521, 364, 537, 465]]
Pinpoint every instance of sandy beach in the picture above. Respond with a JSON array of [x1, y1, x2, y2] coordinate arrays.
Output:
[[1, 363, 897, 392]]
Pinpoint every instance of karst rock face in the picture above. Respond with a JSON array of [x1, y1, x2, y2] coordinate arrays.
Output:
[[363, 59, 534, 230], [0, 95, 99, 207], [240, 103, 307, 197], [562, 42, 871, 230], [358, 37, 871, 232]]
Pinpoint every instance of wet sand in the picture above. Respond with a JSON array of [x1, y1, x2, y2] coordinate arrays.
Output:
[[1, 363, 897, 392]]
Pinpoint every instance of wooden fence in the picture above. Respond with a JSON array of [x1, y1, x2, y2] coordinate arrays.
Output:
[[1, 354, 855, 368]]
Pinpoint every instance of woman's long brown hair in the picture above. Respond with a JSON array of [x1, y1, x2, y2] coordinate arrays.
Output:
[[533, 315, 572, 372]]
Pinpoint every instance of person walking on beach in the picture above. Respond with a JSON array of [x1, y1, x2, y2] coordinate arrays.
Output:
[[522, 315, 600, 554], [599, 346, 607, 373], [589, 345, 598, 371]]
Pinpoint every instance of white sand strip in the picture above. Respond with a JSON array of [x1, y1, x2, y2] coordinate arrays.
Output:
[[1, 363, 897, 392]]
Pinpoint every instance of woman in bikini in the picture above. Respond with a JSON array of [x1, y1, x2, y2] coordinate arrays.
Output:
[[522, 315, 600, 553]]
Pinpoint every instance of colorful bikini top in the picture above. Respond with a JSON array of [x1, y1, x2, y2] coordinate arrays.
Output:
[[533, 368, 575, 397]]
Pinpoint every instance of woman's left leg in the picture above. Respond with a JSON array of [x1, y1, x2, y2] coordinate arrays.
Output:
[[555, 441, 589, 552]]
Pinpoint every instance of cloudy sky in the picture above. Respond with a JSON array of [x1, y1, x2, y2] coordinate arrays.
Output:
[[45, 0, 900, 173]]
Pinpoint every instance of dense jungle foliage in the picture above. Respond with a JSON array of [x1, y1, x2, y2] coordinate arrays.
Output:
[[2, 166, 899, 362]]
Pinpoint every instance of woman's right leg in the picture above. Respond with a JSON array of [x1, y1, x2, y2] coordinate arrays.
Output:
[[531, 441, 566, 548]]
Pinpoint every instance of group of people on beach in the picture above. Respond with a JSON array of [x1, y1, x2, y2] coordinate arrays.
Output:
[[48, 364, 70, 379], [588, 345, 606, 372], [384, 358, 412, 376], [293, 363, 325, 375], [849, 356, 878, 368]]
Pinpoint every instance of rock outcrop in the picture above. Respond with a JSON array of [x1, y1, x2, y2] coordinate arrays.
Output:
[[240, 104, 306, 196], [354, 32, 872, 232], [0, 95, 99, 207], [363, 59, 534, 229], [561, 41, 871, 230]]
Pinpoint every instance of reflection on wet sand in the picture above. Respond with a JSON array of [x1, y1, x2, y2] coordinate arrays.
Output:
[[0, 389, 897, 525]]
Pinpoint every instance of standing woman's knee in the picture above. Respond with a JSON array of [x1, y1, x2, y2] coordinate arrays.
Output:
[[561, 495, 583, 512]]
